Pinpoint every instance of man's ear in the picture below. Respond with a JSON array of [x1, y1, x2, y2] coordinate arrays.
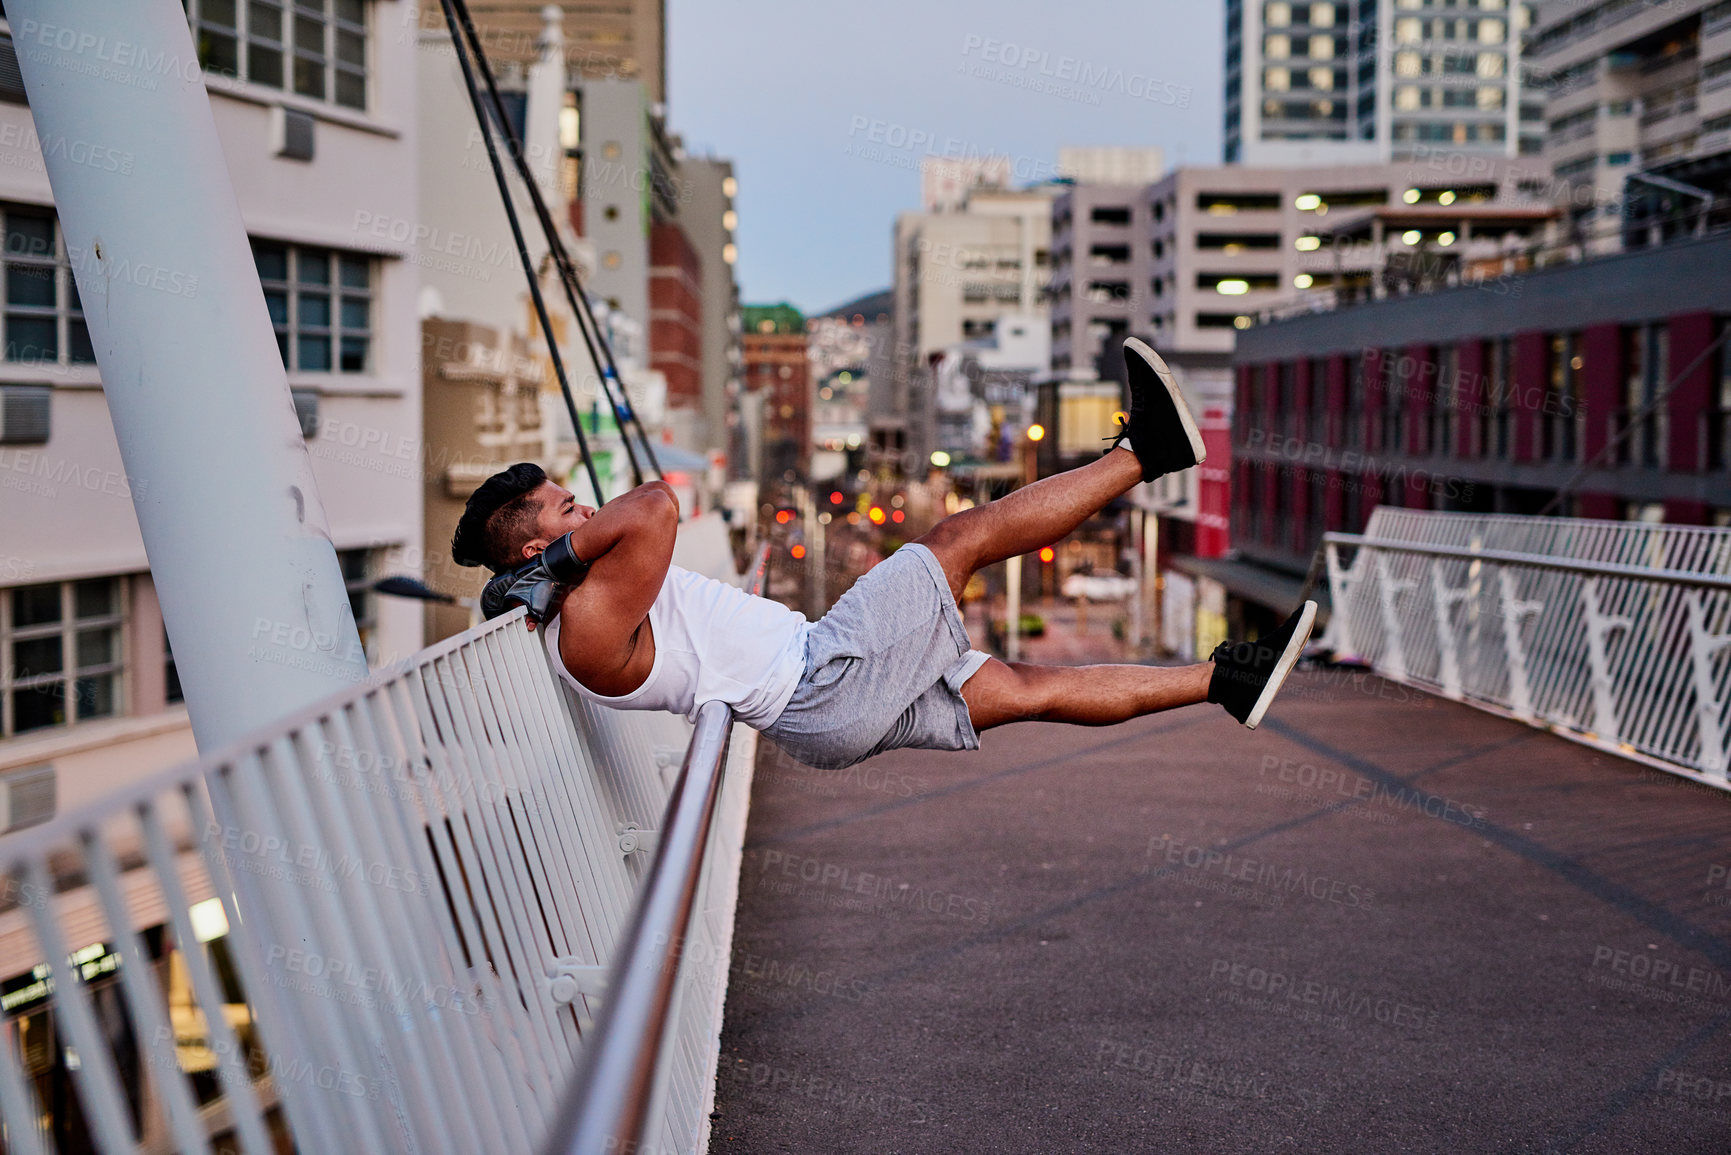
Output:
[[520, 536, 550, 562]]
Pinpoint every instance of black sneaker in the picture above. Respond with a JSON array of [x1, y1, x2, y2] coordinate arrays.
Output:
[[1207, 601, 1317, 729], [1105, 337, 1206, 482]]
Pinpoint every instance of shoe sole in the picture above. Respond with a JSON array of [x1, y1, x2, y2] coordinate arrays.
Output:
[[1244, 600, 1317, 730], [1123, 336, 1207, 468]]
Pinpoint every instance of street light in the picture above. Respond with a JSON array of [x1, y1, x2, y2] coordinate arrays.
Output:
[[1026, 423, 1045, 442]]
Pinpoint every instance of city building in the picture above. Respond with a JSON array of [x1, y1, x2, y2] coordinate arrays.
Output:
[[1051, 159, 1541, 571], [566, 75, 736, 459], [0, 1, 423, 822], [574, 76, 678, 361], [890, 172, 1059, 469], [420, 318, 544, 639], [1056, 146, 1167, 186], [677, 156, 743, 458], [930, 316, 1050, 458], [742, 303, 810, 483], [1527, 0, 1731, 250], [1050, 182, 1159, 377], [430, 0, 667, 105], [1225, 0, 1544, 165], [1220, 228, 1731, 639]]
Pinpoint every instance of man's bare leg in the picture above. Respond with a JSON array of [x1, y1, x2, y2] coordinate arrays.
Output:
[[915, 447, 1143, 602], [960, 657, 1212, 731]]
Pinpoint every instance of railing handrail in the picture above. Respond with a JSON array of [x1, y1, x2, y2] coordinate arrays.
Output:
[[542, 699, 733, 1155], [541, 542, 771, 1154], [0, 608, 533, 867], [1324, 532, 1731, 592]]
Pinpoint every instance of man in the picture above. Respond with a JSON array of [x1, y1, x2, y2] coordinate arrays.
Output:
[[452, 339, 1315, 770]]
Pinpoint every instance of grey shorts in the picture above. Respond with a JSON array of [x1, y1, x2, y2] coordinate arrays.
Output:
[[761, 543, 990, 770]]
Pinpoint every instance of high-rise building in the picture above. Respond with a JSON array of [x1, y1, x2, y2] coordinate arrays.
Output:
[[1527, 0, 1731, 249], [676, 157, 743, 458], [1050, 184, 1158, 377], [1226, 0, 1544, 165]]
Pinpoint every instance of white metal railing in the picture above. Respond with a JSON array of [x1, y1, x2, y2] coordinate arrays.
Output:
[[0, 582, 757, 1152], [1324, 508, 1731, 788]]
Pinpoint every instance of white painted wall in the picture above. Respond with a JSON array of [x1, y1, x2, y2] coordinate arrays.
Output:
[[0, 1, 422, 802]]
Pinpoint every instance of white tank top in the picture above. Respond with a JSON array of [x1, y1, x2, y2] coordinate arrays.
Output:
[[542, 565, 810, 728]]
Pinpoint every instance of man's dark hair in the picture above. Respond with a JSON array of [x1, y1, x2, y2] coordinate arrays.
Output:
[[452, 462, 549, 573]]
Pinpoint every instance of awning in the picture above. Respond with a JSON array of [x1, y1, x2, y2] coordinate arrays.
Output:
[[1169, 554, 1331, 620]]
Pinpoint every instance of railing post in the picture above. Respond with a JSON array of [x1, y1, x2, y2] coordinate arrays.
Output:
[[1323, 539, 1359, 658], [1430, 560, 1471, 700], [1494, 569, 1542, 721], [1682, 592, 1731, 777], [1372, 554, 1415, 681], [1579, 578, 1630, 744]]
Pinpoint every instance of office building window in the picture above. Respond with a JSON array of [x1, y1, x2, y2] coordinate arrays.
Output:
[[1621, 324, 1667, 468], [1307, 357, 1329, 444], [2, 578, 125, 737], [1546, 332, 1582, 462], [189, 0, 368, 110], [1435, 344, 1458, 457], [253, 242, 373, 373], [1, 208, 94, 368]]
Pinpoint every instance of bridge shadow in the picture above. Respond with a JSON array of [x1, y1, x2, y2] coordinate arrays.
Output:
[[712, 668, 1731, 1154]]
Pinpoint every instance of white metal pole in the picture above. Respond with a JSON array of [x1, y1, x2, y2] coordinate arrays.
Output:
[[9, 0, 369, 749], [1006, 553, 1022, 664]]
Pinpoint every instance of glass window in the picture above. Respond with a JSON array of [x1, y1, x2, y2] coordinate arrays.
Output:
[[0, 208, 89, 367], [251, 241, 372, 374], [188, 0, 367, 110], [2, 578, 125, 737]]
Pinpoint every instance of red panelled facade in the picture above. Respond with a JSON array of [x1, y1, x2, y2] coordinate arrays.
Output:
[[649, 221, 703, 409], [1230, 310, 1731, 574]]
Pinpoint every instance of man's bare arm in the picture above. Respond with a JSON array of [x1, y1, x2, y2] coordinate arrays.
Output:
[[555, 481, 679, 692]]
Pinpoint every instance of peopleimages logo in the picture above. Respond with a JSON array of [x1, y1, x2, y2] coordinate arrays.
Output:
[[959, 35, 1192, 108]]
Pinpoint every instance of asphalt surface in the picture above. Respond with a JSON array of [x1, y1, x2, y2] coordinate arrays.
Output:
[[709, 666, 1731, 1154]]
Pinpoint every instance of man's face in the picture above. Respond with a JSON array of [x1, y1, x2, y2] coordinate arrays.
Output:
[[522, 480, 595, 560]]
